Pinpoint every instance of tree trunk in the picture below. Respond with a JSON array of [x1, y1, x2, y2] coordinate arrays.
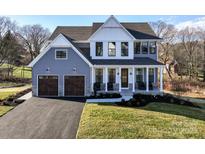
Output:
[[203, 40, 205, 82]]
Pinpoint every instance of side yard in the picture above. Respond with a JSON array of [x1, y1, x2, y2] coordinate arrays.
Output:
[[77, 102, 205, 139], [0, 84, 31, 100]]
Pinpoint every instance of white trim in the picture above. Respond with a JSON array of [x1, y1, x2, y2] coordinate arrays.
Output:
[[160, 67, 163, 91], [132, 66, 135, 92], [36, 74, 59, 97], [28, 34, 92, 67], [105, 67, 108, 92], [118, 66, 121, 92], [55, 49, 68, 60], [91, 67, 94, 92], [146, 67, 149, 92], [93, 65, 164, 68], [88, 15, 135, 41], [63, 74, 86, 97]]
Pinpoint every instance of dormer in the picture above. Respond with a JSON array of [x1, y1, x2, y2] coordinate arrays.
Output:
[[89, 16, 135, 59]]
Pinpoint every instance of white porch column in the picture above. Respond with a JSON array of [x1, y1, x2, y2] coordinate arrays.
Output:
[[146, 67, 149, 92], [160, 66, 163, 91], [118, 67, 121, 92], [91, 67, 94, 92], [132, 67, 135, 92], [105, 67, 108, 92]]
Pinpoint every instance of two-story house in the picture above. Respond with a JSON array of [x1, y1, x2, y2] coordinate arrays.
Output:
[[28, 15, 164, 97]]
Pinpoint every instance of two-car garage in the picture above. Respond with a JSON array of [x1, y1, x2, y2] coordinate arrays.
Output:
[[38, 75, 85, 97]]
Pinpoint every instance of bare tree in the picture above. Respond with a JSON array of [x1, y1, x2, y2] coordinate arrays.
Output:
[[0, 16, 17, 66], [150, 21, 177, 79], [178, 27, 199, 79], [18, 24, 50, 61]]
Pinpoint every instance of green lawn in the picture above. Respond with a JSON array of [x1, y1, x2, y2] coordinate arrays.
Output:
[[0, 84, 31, 100], [0, 106, 13, 116], [0, 82, 24, 88], [77, 102, 205, 139], [1, 64, 31, 79]]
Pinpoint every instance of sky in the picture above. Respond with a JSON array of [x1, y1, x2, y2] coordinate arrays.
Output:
[[8, 15, 205, 32]]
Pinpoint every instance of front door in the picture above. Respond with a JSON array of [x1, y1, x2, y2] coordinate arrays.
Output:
[[121, 68, 128, 88]]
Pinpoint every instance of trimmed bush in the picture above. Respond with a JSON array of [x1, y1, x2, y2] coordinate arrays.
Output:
[[87, 92, 122, 99], [116, 93, 201, 108]]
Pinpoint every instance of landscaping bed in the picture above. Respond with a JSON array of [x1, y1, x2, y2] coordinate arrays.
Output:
[[0, 87, 31, 106], [86, 92, 121, 99], [116, 93, 201, 108]]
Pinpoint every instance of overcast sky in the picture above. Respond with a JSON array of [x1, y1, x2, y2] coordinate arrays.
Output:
[[8, 15, 205, 32]]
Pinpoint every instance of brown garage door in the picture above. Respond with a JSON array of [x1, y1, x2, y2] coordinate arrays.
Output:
[[38, 76, 58, 96], [64, 76, 85, 96]]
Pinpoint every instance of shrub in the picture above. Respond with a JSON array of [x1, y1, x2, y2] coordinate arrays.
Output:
[[87, 92, 122, 99], [116, 93, 201, 108]]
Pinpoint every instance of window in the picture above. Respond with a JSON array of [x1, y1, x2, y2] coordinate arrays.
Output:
[[121, 42, 128, 56], [55, 49, 67, 59], [136, 68, 143, 82], [95, 68, 103, 83], [149, 42, 156, 54], [96, 42, 103, 56], [108, 42, 116, 56], [142, 42, 148, 54], [134, 42, 141, 54], [149, 68, 155, 83], [108, 69, 116, 83]]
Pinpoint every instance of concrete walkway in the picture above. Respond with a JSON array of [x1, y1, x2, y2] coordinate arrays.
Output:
[[0, 97, 85, 139], [17, 91, 32, 100]]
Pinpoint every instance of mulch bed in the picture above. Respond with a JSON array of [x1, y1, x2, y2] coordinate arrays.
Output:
[[0, 88, 32, 106]]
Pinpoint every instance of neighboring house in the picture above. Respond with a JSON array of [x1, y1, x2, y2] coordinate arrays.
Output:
[[28, 15, 164, 97]]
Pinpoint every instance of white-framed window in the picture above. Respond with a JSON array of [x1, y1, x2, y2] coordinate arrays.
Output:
[[121, 42, 129, 56], [96, 42, 103, 56], [55, 49, 68, 60], [149, 41, 156, 54], [134, 42, 141, 54], [142, 42, 148, 54], [108, 42, 116, 56]]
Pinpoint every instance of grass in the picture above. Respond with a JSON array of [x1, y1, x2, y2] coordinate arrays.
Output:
[[77, 102, 205, 139], [0, 106, 13, 116], [0, 84, 31, 100], [0, 82, 24, 88], [1, 64, 31, 79]]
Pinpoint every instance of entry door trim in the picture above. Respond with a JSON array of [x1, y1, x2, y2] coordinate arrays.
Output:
[[121, 68, 129, 89]]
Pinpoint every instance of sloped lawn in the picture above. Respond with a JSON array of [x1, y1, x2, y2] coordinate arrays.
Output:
[[0, 106, 13, 116], [0, 84, 31, 100], [77, 102, 205, 139]]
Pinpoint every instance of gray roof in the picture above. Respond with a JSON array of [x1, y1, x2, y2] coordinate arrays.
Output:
[[75, 47, 163, 66], [49, 22, 160, 41]]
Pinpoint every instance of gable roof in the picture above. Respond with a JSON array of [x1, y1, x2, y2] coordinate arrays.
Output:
[[49, 20, 160, 41], [88, 15, 135, 40], [28, 34, 92, 67]]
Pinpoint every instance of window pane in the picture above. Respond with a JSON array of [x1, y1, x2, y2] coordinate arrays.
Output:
[[149, 68, 154, 83], [149, 42, 156, 54], [108, 42, 116, 56], [136, 68, 143, 82], [56, 50, 67, 59], [95, 68, 103, 83], [142, 42, 148, 54], [96, 42, 103, 56], [134, 42, 141, 54], [121, 42, 128, 56], [108, 69, 116, 83]]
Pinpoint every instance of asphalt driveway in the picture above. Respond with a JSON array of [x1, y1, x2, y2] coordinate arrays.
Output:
[[0, 97, 85, 139]]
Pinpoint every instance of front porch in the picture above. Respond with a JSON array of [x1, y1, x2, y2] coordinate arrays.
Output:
[[91, 65, 164, 95]]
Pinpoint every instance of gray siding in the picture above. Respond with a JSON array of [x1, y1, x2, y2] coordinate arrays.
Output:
[[32, 47, 91, 96]]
